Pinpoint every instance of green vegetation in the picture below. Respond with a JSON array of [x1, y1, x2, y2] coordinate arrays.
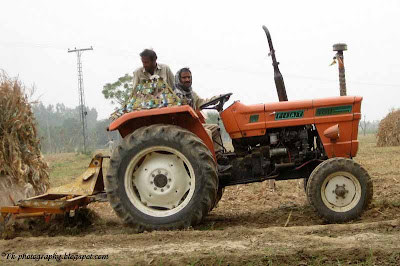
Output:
[[32, 103, 119, 154], [102, 73, 133, 105], [45, 152, 95, 187]]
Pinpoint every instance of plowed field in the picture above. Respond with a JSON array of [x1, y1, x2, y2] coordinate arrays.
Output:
[[1, 135, 400, 265]]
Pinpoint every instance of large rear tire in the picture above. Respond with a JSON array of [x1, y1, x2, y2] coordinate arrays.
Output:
[[306, 157, 373, 223], [210, 187, 224, 211], [106, 124, 218, 231]]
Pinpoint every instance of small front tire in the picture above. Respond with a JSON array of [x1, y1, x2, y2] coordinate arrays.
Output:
[[306, 157, 373, 223]]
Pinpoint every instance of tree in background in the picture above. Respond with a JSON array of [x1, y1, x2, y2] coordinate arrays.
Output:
[[359, 115, 370, 136], [358, 116, 380, 135], [102, 74, 133, 105], [32, 103, 119, 153]]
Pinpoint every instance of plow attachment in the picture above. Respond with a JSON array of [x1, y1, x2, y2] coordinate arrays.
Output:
[[0, 154, 108, 222]]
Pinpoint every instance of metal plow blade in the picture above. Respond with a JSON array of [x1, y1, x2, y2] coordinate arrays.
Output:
[[0, 154, 108, 222]]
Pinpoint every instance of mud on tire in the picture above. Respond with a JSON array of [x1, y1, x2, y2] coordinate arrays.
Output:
[[306, 157, 373, 223], [106, 124, 218, 231]]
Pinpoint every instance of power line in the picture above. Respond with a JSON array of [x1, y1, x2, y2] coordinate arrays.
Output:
[[68, 46, 93, 153], [2, 41, 400, 88]]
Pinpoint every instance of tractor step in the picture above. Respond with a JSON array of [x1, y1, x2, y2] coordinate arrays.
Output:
[[0, 154, 108, 221]]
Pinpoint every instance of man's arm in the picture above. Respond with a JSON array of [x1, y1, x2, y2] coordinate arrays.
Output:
[[165, 65, 175, 89], [192, 91, 221, 111]]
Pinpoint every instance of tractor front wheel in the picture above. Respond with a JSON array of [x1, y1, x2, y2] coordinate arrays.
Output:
[[306, 157, 373, 223], [106, 124, 218, 231]]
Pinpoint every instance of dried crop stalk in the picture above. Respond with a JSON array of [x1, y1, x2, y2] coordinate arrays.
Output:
[[0, 71, 49, 206], [376, 109, 400, 147]]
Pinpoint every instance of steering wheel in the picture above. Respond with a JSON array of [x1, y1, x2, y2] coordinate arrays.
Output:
[[199, 93, 232, 112]]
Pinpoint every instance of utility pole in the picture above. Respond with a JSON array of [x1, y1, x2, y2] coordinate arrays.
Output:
[[68, 46, 93, 153]]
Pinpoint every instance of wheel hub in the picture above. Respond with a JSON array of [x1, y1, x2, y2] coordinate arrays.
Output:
[[334, 184, 348, 198], [154, 174, 168, 188]]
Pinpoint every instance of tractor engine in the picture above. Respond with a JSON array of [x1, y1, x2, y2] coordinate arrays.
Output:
[[221, 125, 325, 184]]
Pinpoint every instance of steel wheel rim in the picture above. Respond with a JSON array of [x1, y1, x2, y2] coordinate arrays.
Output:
[[124, 146, 196, 217], [321, 171, 362, 213]]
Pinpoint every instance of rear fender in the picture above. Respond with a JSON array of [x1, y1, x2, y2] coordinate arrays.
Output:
[[108, 106, 216, 161]]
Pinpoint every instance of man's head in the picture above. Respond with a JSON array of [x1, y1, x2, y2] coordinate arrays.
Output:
[[140, 49, 157, 73], [179, 68, 192, 91]]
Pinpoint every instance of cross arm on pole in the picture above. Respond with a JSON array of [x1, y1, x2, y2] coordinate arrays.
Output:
[[68, 46, 93, 53]]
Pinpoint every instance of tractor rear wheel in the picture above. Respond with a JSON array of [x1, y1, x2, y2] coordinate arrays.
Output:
[[306, 157, 373, 223], [210, 187, 224, 211], [106, 124, 218, 231]]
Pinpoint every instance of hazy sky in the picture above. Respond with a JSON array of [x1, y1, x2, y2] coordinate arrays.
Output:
[[1, 0, 399, 121]]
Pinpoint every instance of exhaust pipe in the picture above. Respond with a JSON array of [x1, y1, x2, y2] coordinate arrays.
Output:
[[262, 25, 288, 102], [333, 43, 348, 96]]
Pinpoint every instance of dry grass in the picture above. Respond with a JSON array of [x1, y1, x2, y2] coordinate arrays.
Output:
[[44, 149, 110, 187], [0, 72, 49, 205], [376, 109, 400, 147]]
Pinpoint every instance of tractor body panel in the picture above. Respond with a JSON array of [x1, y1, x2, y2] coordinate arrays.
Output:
[[220, 96, 362, 158], [108, 105, 216, 160]]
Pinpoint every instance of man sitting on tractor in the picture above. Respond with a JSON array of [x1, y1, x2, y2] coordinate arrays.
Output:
[[174, 67, 209, 110], [131, 49, 175, 98], [174, 67, 226, 158]]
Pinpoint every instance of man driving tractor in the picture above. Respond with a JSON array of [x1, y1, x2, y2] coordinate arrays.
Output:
[[173, 67, 225, 154], [174, 67, 210, 110]]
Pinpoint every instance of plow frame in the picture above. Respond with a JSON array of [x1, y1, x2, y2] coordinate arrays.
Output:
[[0, 154, 108, 222]]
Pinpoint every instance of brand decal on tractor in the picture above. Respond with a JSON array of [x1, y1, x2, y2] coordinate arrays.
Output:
[[275, 110, 304, 120], [249, 114, 259, 123], [316, 105, 352, 116]]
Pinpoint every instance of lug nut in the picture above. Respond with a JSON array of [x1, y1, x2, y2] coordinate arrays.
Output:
[[152, 174, 155, 177], [167, 185, 170, 188], [161, 189, 164, 192], [154, 187, 157, 190], [168, 178, 172, 182], [150, 181, 153, 184]]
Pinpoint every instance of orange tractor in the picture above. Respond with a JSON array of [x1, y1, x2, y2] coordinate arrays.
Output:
[[1, 26, 372, 231], [104, 27, 372, 231]]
